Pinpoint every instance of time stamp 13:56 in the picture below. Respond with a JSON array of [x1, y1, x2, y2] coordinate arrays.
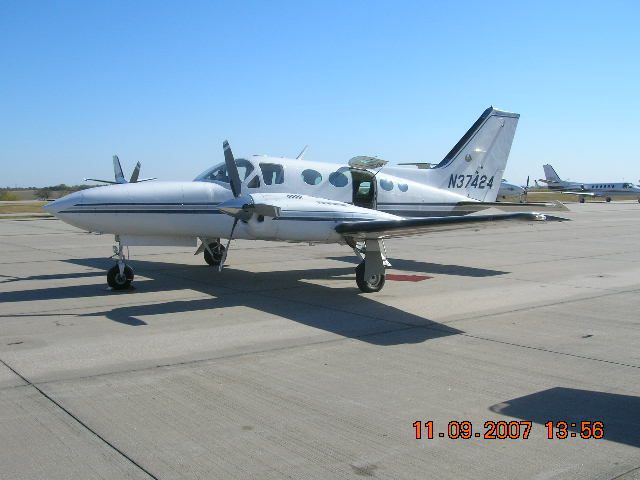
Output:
[[413, 420, 605, 440]]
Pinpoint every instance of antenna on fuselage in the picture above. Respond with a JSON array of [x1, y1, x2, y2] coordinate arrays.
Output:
[[296, 145, 309, 160]]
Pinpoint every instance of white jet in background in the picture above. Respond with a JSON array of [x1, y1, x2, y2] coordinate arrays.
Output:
[[539, 164, 640, 203], [46, 107, 567, 293]]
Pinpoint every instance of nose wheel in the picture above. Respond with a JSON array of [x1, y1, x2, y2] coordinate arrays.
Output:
[[107, 240, 134, 290], [107, 264, 134, 290], [203, 241, 226, 266]]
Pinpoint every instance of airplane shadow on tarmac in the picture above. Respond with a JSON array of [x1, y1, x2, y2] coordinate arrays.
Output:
[[0, 256, 476, 346], [328, 256, 508, 277], [490, 387, 640, 448]]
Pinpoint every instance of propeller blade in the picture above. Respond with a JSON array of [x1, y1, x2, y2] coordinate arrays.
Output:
[[223, 140, 242, 198], [218, 217, 239, 271], [130, 162, 141, 183]]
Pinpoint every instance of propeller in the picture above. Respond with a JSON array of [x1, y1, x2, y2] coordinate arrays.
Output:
[[217, 141, 242, 271], [522, 175, 530, 203], [216, 140, 281, 271], [224, 140, 242, 198]]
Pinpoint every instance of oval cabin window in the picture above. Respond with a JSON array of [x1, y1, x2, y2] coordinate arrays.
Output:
[[398, 183, 408, 192], [329, 171, 349, 187], [301, 169, 323, 185], [380, 178, 394, 191]]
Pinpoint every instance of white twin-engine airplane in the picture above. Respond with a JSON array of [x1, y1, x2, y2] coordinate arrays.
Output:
[[45, 107, 567, 293]]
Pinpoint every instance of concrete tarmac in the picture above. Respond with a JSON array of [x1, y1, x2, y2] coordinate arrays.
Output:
[[0, 203, 639, 479]]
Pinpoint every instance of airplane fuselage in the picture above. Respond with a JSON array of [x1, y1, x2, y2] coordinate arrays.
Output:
[[47, 155, 504, 245]]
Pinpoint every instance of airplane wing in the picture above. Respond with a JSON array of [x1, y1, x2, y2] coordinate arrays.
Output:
[[560, 191, 599, 197], [453, 200, 568, 212], [335, 212, 568, 240]]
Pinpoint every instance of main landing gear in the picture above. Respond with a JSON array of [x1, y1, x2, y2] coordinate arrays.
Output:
[[348, 238, 389, 293], [355, 262, 386, 292], [107, 240, 134, 290]]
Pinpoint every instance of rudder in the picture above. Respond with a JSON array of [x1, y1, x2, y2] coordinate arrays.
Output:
[[431, 107, 520, 202]]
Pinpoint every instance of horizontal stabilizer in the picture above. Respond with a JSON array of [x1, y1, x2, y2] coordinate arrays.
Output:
[[397, 162, 434, 169], [84, 178, 117, 184], [336, 212, 568, 240]]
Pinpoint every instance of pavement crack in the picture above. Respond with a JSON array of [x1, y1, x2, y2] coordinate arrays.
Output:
[[0, 357, 159, 479]]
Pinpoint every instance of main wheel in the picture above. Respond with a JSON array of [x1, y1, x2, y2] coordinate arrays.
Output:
[[204, 242, 225, 266], [107, 265, 134, 290], [605, 197, 612, 202], [579, 197, 585, 203], [355, 262, 385, 293]]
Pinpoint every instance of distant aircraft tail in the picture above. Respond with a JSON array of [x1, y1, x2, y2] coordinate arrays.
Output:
[[113, 155, 126, 184], [542, 164, 562, 183], [430, 107, 520, 202], [129, 162, 141, 183]]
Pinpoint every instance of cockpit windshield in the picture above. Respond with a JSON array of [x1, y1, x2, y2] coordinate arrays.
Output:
[[194, 159, 255, 183], [623, 183, 633, 189]]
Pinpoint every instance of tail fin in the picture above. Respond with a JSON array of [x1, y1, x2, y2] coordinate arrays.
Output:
[[113, 155, 127, 184], [430, 107, 520, 201], [129, 162, 141, 183], [542, 164, 562, 183]]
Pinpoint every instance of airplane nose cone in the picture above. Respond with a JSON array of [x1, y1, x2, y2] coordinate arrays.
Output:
[[43, 191, 82, 217]]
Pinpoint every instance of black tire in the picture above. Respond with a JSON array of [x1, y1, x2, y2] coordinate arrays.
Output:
[[605, 197, 612, 203], [204, 242, 225, 266], [579, 197, 585, 203], [107, 265, 134, 290], [355, 262, 385, 293]]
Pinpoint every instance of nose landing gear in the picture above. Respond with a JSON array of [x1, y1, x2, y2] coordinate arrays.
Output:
[[203, 240, 226, 267], [107, 240, 134, 290]]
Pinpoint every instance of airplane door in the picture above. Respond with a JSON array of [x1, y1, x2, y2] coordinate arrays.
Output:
[[351, 169, 377, 209]]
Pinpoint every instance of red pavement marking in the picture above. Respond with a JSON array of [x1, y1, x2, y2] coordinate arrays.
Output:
[[385, 274, 432, 282]]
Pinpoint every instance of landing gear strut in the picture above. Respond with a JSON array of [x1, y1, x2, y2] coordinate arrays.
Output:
[[107, 240, 134, 290], [203, 240, 225, 266]]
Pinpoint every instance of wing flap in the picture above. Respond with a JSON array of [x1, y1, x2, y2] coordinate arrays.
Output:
[[336, 213, 569, 239]]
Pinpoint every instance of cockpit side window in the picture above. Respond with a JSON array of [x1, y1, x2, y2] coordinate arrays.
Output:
[[247, 176, 260, 188], [259, 163, 284, 185], [201, 163, 228, 182], [236, 160, 254, 180], [194, 159, 255, 183]]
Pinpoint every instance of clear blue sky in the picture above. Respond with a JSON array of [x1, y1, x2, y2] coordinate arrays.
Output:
[[1, 0, 639, 187]]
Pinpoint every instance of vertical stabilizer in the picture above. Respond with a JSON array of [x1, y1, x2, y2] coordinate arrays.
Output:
[[543, 164, 562, 183], [130, 162, 141, 183], [430, 107, 520, 202], [113, 155, 126, 184]]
